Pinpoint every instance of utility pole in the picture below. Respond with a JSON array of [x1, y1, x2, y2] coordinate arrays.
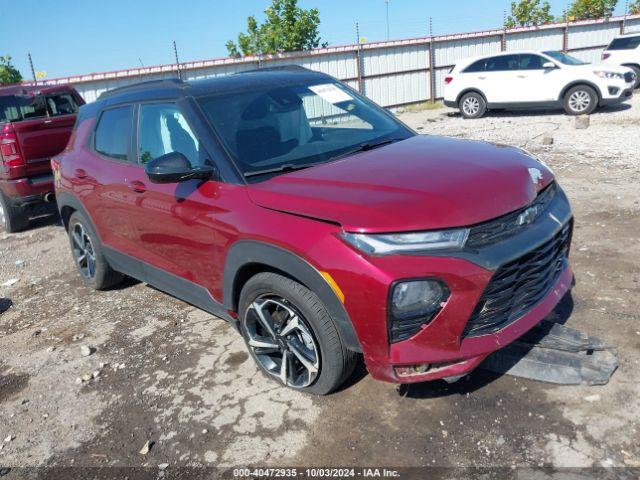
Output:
[[385, 0, 390, 40], [622, 0, 630, 34], [28, 53, 36, 82], [173, 41, 182, 80]]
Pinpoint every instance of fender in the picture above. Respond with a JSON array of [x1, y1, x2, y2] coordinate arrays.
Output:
[[559, 80, 602, 101], [456, 88, 487, 106], [223, 240, 362, 352], [56, 191, 100, 237]]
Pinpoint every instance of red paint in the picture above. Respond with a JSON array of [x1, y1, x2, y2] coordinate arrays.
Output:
[[56, 113, 570, 385], [0, 85, 84, 203]]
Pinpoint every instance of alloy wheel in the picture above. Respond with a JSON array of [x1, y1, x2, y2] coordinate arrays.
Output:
[[568, 90, 591, 113], [71, 223, 97, 279], [462, 96, 480, 117], [244, 295, 321, 389]]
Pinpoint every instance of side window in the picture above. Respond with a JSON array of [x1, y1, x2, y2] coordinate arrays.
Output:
[[463, 59, 486, 73], [138, 103, 200, 166], [608, 36, 640, 50], [46, 93, 79, 117], [485, 55, 520, 72], [519, 54, 546, 70], [94, 106, 133, 161]]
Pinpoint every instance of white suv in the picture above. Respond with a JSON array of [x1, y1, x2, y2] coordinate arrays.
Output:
[[601, 33, 640, 88], [444, 50, 635, 119]]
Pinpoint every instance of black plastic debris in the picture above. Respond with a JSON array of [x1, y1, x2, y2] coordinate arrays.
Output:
[[480, 320, 618, 385]]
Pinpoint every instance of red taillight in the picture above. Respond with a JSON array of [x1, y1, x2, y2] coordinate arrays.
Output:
[[0, 124, 24, 167], [445, 76, 453, 85], [602, 53, 611, 60]]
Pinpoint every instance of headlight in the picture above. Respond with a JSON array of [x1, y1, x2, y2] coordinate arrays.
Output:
[[389, 279, 450, 342], [594, 70, 624, 80], [341, 228, 469, 255]]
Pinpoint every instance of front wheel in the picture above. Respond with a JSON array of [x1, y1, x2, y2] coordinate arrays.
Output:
[[239, 272, 357, 395], [563, 85, 598, 115], [459, 92, 487, 119]]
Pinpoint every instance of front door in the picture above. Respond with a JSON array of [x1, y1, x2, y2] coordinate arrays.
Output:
[[126, 101, 228, 294], [481, 54, 522, 104]]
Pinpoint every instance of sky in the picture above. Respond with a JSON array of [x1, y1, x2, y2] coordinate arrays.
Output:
[[0, 0, 629, 80]]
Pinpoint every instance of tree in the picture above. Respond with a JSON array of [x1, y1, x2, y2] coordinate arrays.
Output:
[[0, 55, 23, 85], [226, 0, 325, 57], [630, 0, 640, 14], [505, 0, 554, 28], [566, 0, 617, 20]]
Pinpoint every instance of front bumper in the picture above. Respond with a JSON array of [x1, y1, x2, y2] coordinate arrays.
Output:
[[600, 87, 634, 106], [318, 185, 574, 384]]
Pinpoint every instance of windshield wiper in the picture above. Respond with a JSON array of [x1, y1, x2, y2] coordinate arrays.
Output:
[[244, 163, 318, 178], [329, 138, 403, 162]]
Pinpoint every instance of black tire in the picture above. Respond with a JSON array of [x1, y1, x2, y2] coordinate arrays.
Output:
[[459, 92, 487, 119], [0, 192, 29, 234], [67, 211, 123, 290], [238, 272, 357, 395], [563, 85, 598, 116], [624, 65, 640, 89]]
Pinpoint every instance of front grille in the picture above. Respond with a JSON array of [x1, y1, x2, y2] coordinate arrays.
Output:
[[466, 182, 557, 249], [462, 223, 571, 338]]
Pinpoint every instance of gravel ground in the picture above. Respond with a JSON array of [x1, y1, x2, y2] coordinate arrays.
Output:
[[0, 97, 639, 474]]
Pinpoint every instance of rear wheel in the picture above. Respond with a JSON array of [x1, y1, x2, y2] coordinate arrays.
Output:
[[239, 272, 357, 395], [563, 85, 598, 115], [0, 193, 29, 234], [459, 92, 487, 119], [67, 211, 123, 290]]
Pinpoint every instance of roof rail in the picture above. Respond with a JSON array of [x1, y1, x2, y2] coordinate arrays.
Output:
[[240, 65, 312, 75], [98, 78, 186, 99]]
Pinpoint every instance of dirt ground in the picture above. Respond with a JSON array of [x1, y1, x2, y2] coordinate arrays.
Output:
[[1, 96, 639, 475]]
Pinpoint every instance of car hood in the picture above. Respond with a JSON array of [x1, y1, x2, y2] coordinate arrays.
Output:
[[246, 135, 554, 233], [571, 63, 633, 75]]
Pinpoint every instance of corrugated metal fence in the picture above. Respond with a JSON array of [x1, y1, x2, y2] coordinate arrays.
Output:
[[28, 14, 640, 107]]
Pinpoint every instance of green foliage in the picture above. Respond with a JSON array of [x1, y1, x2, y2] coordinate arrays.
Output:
[[0, 55, 23, 85], [226, 0, 325, 57], [505, 0, 555, 28], [630, 0, 640, 14], [566, 0, 617, 20]]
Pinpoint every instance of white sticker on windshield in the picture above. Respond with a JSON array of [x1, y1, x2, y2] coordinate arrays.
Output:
[[309, 83, 353, 104]]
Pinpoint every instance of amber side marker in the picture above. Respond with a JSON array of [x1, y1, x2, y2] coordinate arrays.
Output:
[[320, 271, 345, 304]]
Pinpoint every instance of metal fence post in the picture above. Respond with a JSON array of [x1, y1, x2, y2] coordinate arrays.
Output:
[[429, 17, 436, 103], [355, 22, 364, 94], [502, 11, 507, 51]]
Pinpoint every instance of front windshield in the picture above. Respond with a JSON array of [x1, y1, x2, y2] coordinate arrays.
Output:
[[543, 51, 588, 66], [197, 79, 413, 181]]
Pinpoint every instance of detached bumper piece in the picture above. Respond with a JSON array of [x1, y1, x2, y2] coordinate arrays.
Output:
[[480, 320, 618, 385]]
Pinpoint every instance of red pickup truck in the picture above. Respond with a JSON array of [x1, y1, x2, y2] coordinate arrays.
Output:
[[0, 85, 84, 232]]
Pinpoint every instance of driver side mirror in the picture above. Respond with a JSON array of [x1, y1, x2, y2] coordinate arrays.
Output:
[[543, 62, 557, 70], [145, 152, 217, 184]]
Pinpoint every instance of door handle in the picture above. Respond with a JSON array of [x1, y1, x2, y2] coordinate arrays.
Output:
[[517, 75, 527, 79], [478, 76, 486, 80], [128, 180, 147, 194], [74, 168, 88, 179]]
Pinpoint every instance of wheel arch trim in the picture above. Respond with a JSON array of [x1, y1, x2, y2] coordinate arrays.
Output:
[[559, 81, 602, 102], [223, 240, 362, 352]]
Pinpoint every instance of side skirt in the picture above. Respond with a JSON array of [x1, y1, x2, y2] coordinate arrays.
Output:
[[103, 247, 235, 324]]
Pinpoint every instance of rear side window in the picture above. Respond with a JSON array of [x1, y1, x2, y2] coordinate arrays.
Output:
[[45, 93, 79, 117], [608, 36, 640, 50], [94, 106, 133, 161], [486, 55, 520, 72], [0, 94, 47, 122], [463, 59, 486, 73]]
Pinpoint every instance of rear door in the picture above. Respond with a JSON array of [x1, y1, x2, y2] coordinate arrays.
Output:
[[481, 54, 522, 103], [75, 104, 141, 254]]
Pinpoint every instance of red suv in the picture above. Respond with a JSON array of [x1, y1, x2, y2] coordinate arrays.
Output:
[[53, 68, 574, 394], [0, 85, 84, 232]]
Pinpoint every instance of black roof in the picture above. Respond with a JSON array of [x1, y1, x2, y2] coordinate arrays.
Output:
[[96, 65, 330, 105]]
